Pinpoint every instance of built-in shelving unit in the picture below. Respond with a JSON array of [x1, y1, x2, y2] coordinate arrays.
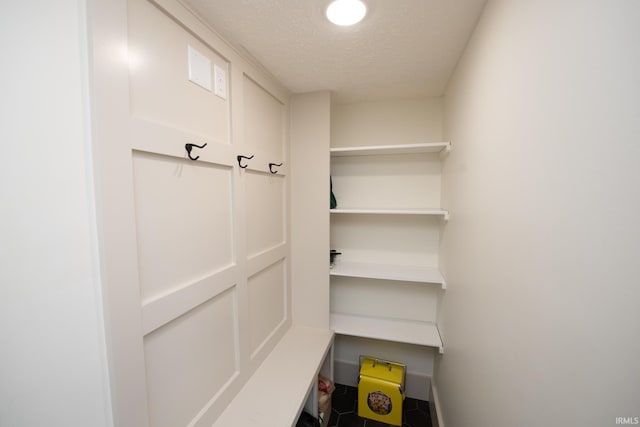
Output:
[[329, 142, 449, 353]]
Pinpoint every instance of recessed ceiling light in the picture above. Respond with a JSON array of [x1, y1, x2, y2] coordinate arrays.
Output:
[[326, 0, 367, 26]]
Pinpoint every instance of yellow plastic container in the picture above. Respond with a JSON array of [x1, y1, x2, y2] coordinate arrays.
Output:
[[358, 357, 406, 426]]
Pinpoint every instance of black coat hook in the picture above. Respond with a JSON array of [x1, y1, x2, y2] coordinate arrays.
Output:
[[185, 143, 207, 161], [268, 162, 283, 174], [237, 155, 254, 168]]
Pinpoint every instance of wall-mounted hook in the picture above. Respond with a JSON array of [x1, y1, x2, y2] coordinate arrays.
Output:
[[185, 143, 207, 161], [268, 162, 283, 174], [237, 155, 254, 169]]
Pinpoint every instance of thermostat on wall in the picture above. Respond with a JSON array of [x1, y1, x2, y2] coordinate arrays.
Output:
[[187, 45, 212, 91]]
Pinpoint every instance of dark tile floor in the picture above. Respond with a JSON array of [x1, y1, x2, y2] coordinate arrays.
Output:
[[328, 384, 432, 427]]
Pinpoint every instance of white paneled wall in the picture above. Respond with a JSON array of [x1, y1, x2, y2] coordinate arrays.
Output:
[[132, 153, 235, 303], [128, 0, 231, 142], [247, 260, 287, 357], [143, 288, 238, 427], [246, 172, 286, 256], [91, 0, 292, 425]]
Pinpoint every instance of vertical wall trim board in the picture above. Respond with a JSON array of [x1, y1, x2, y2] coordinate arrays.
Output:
[[290, 91, 332, 329], [429, 382, 444, 427]]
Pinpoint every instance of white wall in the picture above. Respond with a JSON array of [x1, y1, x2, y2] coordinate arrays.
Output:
[[331, 97, 443, 148], [436, 1, 640, 426], [0, 1, 113, 426]]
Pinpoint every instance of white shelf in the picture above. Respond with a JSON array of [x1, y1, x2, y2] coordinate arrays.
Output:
[[330, 207, 449, 219], [330, 142, 451, 157], [212, 327, 334, 427], [330, 261, 446, 289], [330, 313, 443, 353]]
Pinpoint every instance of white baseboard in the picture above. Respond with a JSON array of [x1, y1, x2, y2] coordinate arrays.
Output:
[[429, 381, 444, 427], [333, 359, 431, 401]]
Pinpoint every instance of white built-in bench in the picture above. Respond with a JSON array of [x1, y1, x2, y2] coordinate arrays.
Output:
[[212, 326, 334, 427]]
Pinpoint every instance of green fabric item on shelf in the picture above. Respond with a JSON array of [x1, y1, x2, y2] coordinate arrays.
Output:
[[330, 176, 337, 209]]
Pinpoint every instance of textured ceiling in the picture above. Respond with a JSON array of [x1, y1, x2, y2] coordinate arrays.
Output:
[[182, 0, 487, 103]]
